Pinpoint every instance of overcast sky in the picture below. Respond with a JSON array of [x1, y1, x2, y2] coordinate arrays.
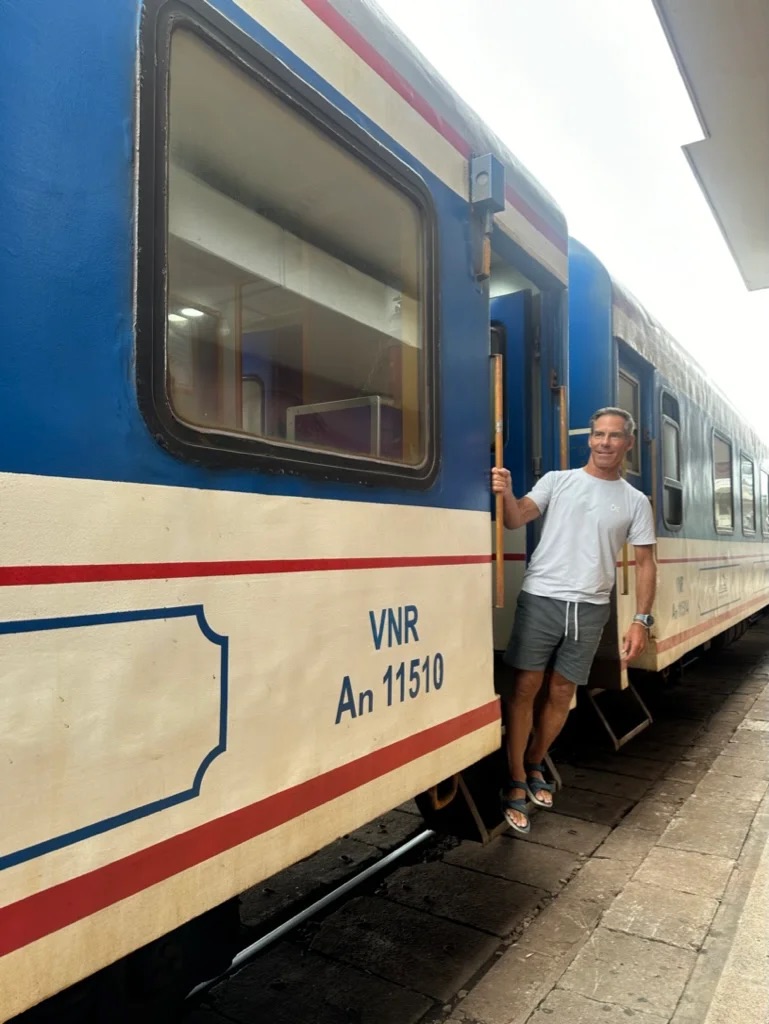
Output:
[[375, 0, 769, 439]]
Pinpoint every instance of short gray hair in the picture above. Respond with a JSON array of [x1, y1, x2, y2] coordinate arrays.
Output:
[[589, 407, 636, 436]]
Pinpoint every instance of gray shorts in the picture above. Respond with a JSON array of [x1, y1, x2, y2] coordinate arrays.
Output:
[[501, 591, 611, 688]]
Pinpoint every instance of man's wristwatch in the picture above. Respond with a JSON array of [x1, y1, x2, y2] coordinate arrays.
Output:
[[632, 613, 654, 630]]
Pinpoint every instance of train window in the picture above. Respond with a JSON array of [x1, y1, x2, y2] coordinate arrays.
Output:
[[143, 24, 436, 482], [661, 397, 683, 528], [618, 371, 640, 475], [741, 455, 756, 534], [762, 472, 769, 536], [661, 392, 679, 421], [712, 433, 734, 532]]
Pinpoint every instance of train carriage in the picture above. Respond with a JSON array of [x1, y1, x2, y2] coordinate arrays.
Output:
[[568, 240, 769, 711], [0, 0, 568, 1017]]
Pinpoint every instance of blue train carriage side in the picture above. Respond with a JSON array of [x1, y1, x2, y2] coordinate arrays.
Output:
[[569, 240, 769, 692], [0, 0, 567, 1016]]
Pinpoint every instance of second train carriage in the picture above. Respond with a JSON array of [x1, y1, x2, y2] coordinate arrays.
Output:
[[568, 240, 769, 703], [1, 0, 568, 1017]]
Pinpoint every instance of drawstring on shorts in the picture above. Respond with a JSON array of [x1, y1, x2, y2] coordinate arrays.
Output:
[[564, 601, 580, 642]]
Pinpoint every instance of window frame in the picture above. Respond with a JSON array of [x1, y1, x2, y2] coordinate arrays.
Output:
[[711, 429, 734, 534], [740, 452, 756, 536], [136, 0, 440, 487], [660, 398, 683, 531]]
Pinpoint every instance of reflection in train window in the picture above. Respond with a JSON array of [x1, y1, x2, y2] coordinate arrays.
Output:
[[661, 392, 682, 528], [712, 433, 733, 532], [618, 370, 640, 475], [164, 29, 429, 470], [740, 454, 756, 534], [762, 471, 769, 537]]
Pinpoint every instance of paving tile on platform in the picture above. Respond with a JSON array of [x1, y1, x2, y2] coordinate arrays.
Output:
[[721, 693, 761, 714], [444, 835, 580, 894], [695, 770, 768, 804], [665, 756, 714, 785], [646, 779, 697, 805], [659, 809, 752, 860], [381, 861, 546, 938], [557, 764, 651, 801], [559, 927, 696, 1016], [620, 798, 680, 835], [513, 892, 603, 959], [348, 810, 423, 850], [621, 738, 689, 763], [644, 719, 704, 746], [185, 1009, 231, 1024], [722, 731, 769, 761], [572, 752, 667, 780], [516, 812, 610, 855], [633, 846, 734, 899], [207, 943, 432, 1024], [602, 879, 718, 949], [561, 857, 634, 905], [710, 753, 769, 780], [593, 826, 658, 867], [240, 838, 379, 927], [446, 947, 558, 1024], [528, 988, 668, 1024], [310, 896, 498, 1002], [544, 787, 633, 826]]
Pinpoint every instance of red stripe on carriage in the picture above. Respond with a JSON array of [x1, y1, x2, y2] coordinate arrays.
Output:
[[0, 699, 500, 956], [0, 554, 492, 587]]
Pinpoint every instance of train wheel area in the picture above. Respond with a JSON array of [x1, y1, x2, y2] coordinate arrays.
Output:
[[179, 617, 769, 1024]]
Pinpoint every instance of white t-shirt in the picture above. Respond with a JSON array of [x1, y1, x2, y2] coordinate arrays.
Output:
[[522, 469, 656, 604]]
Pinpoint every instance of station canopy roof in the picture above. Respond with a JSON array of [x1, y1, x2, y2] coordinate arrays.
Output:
[[653, 0, 769, 290]]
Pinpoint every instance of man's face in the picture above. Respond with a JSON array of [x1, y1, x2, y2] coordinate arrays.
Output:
[[588, 415, 634, 474]]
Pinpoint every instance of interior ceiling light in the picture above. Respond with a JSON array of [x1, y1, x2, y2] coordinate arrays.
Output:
[[168, 313, 187, 324], [180, 307, 205, 318]]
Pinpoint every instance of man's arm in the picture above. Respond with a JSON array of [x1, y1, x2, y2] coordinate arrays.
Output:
[[491, 468, 542, 530], [621, 543, 657, 664], [633, 544, 657, 614]]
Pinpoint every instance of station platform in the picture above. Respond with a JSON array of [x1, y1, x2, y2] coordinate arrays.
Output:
[[448, 623, 769, 1024]]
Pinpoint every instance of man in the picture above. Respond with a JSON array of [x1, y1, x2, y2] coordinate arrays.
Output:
[[491, 407, 656, 834]]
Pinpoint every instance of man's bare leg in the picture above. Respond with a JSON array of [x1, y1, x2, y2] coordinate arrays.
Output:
[[525, 671, 577, 807], [502, 669, 546, 828]]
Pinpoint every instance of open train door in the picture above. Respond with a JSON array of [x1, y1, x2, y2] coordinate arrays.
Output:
[[489, 288, 539, 650]]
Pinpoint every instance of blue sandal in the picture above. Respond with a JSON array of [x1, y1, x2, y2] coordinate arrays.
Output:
[[500, 781, 531, 835], [525, 762, 556, 809]]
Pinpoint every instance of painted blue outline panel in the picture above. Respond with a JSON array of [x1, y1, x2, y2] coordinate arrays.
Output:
[[0, 605, 228, 871]]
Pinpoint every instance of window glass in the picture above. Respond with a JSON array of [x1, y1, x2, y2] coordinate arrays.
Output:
[[661, 392, 679, 421], [618, 371, 640, 474], [762, 471, 769, 536], [741, 455, 756, 533], [165, 30, 428, 467], [661, 411, 682, 528], [712, 434, 733, 531], [663, 486, 682, 527], [662, 420, 680, 482]]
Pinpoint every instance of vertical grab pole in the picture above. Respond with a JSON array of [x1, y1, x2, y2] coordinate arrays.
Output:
[[470, 152, 506, 610], [621, 460, 630, 595], [494, 351, 505, 609], [558, 385, 568, 469]]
